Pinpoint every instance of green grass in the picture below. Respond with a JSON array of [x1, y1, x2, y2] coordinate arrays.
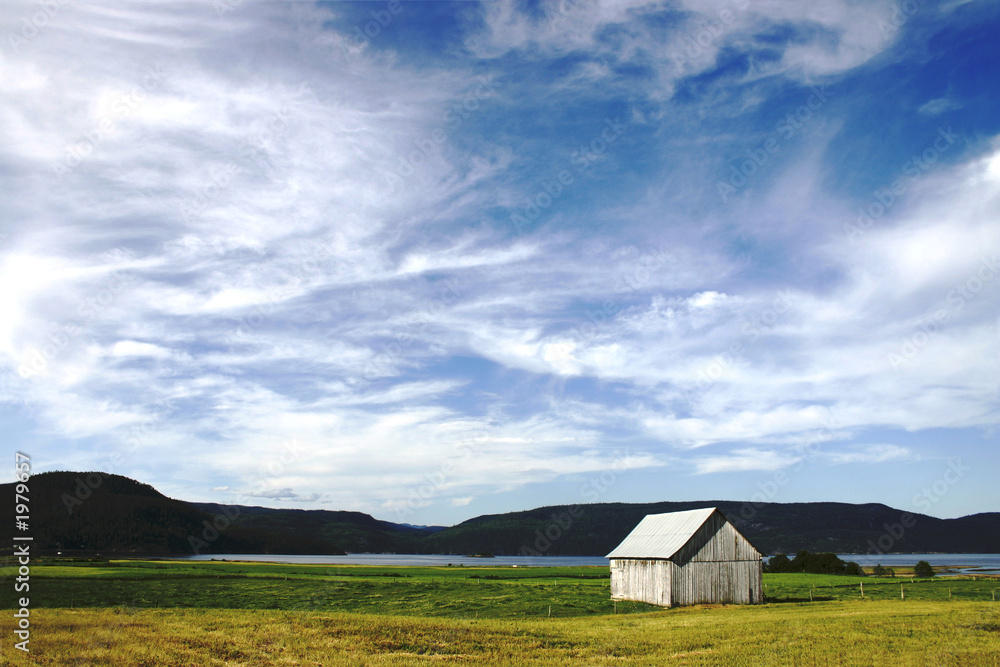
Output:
[[3, 559, 997, 615], [1, 560, 659, 618], [2, 559, 999, 664], [764, 572, 1000, 602]]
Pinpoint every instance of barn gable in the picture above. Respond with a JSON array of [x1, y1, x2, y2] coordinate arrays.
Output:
[[606, 507, 763, 607], [606, 507, 717, 559]]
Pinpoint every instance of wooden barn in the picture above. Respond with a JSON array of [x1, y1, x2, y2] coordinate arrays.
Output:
[[606, 507, 763, 607]]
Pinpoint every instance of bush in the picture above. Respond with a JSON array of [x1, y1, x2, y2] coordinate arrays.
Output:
[[764, 551, 864, 576], [914, 560, 934, 578]]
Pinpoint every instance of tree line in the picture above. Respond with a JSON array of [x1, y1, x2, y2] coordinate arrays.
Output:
[[766, 551, 936, 577]]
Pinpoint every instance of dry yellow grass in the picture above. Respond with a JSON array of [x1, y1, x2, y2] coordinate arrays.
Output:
[[2, 600, 998, 666]]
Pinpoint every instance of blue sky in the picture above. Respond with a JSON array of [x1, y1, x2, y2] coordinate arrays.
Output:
[[1, 0, 998, 526]]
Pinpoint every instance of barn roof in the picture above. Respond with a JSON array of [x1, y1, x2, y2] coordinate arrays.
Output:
[[605, 507, 720, 559]]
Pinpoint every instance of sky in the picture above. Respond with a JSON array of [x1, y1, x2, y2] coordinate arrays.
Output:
[[1, 0, 998, 527]]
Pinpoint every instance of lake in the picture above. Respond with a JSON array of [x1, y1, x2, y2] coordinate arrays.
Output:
[[833, 553, 1000, 576], [182, 554, 608, 567], [181, 552, 1000, 574]]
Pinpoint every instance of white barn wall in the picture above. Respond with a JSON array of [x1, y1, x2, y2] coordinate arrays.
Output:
[[609, 558, 672, 607]]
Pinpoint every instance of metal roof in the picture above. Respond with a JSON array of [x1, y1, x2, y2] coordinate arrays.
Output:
[[605, 507, 718, 559]]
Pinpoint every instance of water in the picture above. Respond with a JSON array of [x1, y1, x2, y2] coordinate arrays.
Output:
[[834, 553, 1000, 576], [182, 553, 610, 567], [181, 553, 1000, 574]]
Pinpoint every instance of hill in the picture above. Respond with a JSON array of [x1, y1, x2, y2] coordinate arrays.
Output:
[[190, 502, 441, 553], [425, 501, 1000, 556], [3, 472, 998, 556], [0, 472, 344, 556]]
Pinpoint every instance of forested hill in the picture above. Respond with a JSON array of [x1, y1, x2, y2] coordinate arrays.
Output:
[[3, 472, 998, 556], [0, 471, 343, 556], [426, 501, 1000, 556]]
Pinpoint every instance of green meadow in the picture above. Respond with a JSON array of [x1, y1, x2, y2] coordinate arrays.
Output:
[[2, 559, 998, 665]]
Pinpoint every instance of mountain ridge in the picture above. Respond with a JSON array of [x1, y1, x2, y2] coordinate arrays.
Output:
[[3, 471, 997, 557]]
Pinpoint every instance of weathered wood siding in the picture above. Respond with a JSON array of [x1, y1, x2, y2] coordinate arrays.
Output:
[[671, 559, 762, 606], [610, 510, 763, 607], [675, 512, 761, 564], [610, 558, 673, 607]]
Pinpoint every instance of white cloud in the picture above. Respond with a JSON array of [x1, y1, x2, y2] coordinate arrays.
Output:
[[693, 448, 800, 474], [822, 444, 912, 465], [109, 341, 171, 358], [468, 0, 901, 95], [918, 97, 963, 116]]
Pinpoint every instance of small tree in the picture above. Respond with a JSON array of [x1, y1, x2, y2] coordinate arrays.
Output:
[[873, 564, 887, 577], [914, 560, 934, 578], [765, 553, 791, 573]]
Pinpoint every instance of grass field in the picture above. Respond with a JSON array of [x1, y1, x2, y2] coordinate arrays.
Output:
[[1, 559, 998, 665]]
